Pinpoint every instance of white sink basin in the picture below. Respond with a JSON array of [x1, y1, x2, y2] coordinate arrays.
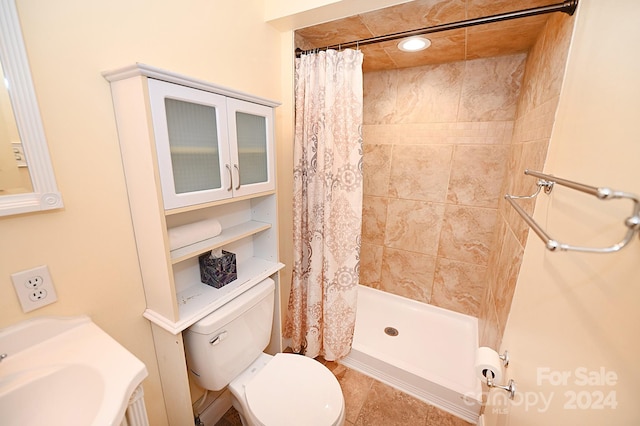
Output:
[[0, 316, 148, 426]]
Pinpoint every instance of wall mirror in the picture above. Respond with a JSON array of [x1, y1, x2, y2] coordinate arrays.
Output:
[[0, 0, 62, 216]]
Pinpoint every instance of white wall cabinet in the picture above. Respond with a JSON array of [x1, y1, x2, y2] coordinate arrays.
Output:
[[103, 64, 283, 425], [148, 79, 275, 210]]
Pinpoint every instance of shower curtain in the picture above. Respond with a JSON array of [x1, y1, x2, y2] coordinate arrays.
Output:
[[284, 49, 364, 361]]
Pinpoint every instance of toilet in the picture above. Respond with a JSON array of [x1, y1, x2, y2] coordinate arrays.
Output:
[[184, 278, 345, 426]]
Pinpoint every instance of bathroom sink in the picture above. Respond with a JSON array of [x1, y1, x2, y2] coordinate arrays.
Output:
[[0, 316, 148, 426], [1, 364, 103, 424]]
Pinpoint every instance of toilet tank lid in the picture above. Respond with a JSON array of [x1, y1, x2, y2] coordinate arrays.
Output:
[[188, 278, 275, 335]]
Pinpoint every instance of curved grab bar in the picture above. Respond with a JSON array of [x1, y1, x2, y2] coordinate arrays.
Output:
[[505, 170, 640, 253]]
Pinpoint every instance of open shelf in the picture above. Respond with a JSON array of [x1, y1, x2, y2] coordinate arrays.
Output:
[[169, 220, 271, 264], [144, 257, 284, 334]]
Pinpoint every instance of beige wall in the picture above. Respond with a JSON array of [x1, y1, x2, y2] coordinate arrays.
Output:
[[484, 0, 640, 424], [0, 1, 283, 424], [360, 54, 524, 317]]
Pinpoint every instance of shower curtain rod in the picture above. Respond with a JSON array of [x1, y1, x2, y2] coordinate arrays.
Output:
[[295, 0, 578, 57]]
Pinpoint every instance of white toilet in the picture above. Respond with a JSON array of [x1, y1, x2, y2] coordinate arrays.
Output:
[[184, 278, 345, 426]]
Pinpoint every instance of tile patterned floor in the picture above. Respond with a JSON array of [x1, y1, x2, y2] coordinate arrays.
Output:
[[215, 356, 474, 426]]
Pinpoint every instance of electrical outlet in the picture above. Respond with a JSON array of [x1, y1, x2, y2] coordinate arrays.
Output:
[[29, 288, 48, 301], [11, 265, 58, 313], [25, 276, 43, 289]]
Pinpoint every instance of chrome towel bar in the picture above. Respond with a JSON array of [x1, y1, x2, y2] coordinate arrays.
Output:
[[505, 170, 640, 253]]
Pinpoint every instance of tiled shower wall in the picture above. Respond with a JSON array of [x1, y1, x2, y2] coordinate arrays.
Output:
[[478, 12, 575, 349], [360, 53, 527, 317], [360, 11, 574, 327]]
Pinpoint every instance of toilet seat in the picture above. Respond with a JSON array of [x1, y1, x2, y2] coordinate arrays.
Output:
[[244, 353, 344, 426]]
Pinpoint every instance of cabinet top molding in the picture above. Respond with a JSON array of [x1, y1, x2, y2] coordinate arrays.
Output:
[[102, 63, 281, 108]]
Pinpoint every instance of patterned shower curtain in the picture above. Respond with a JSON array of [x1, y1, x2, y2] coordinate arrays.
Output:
[[284, 49, 364, 361]]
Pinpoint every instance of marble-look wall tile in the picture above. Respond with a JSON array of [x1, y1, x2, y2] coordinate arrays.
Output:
[[360, 0, 465, 35], [397, 121, 515, 146], [421, 11, 572, 346], [360, 53, 530, 315], [477, 286, 501, 350], [363, 144, 392, 197], [503, 101, 558, 249], [466, 0, 561, 19], [513, 97, 559, 144], [362, 125, 396, 145], [360, 44, 399, 73], [478, 13, 573, 348], [384, 199, 445, 256], [466, 18, 545, 61], [513, 140, 550, 195], [520, 140, 549, 179], [363, 70, 398, 125], [446, 145, 510, 208], [362, 196, 388, 244], [365, 121, 515, 146], [458, 54, 527, 122], [490, 224, 524, 336], [293, 15, 374, 51], [484, 219, 507, 292], [438, 205, 498, 265], [504, 143, 524, 193], [386, 30, 466, 69], [533, 13, 575, 108], [388, 145, 453, 202], [516, 14, 572, 119], [359, 242, 383, 287], [394, 62, 465, 124], [432, 258, 486, 316], [504, 197, 535, 249], [380, 247, 436, 303]]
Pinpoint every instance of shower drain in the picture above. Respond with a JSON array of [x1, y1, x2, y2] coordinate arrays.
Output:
[[384, 326, 399, 337]]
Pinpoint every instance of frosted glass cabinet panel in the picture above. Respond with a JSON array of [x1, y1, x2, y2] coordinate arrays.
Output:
[[227, 98, 275, 198], [148, 79, 275, 210], [236, 112, 267, 185], [165, 99, 222, 194], [149, 78, 231, 209]]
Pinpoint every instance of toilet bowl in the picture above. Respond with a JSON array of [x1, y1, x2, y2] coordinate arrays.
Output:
[[228, 352, 345, 426], [184, 278, 345, 426]]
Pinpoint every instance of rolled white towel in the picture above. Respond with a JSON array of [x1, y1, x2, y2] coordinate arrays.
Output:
[[168, 218, 222, 250]]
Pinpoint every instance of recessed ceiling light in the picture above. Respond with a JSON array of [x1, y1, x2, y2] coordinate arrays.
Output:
[[397, 36, 431, 52]]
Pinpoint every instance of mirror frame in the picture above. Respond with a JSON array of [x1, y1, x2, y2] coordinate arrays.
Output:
[[0, 0, 62, 216]]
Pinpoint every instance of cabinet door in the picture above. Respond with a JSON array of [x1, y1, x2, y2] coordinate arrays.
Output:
[[227, 98, 275, 197], [148, 79, 232, 210]]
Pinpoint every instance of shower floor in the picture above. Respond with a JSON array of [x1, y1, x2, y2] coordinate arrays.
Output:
[[340, 285, 482, 423]]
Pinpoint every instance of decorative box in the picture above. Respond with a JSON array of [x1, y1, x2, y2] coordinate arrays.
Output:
[[198, 250, 237, 289]]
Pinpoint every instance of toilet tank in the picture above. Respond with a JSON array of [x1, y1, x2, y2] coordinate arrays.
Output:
[[183, 277, 275, 391]]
